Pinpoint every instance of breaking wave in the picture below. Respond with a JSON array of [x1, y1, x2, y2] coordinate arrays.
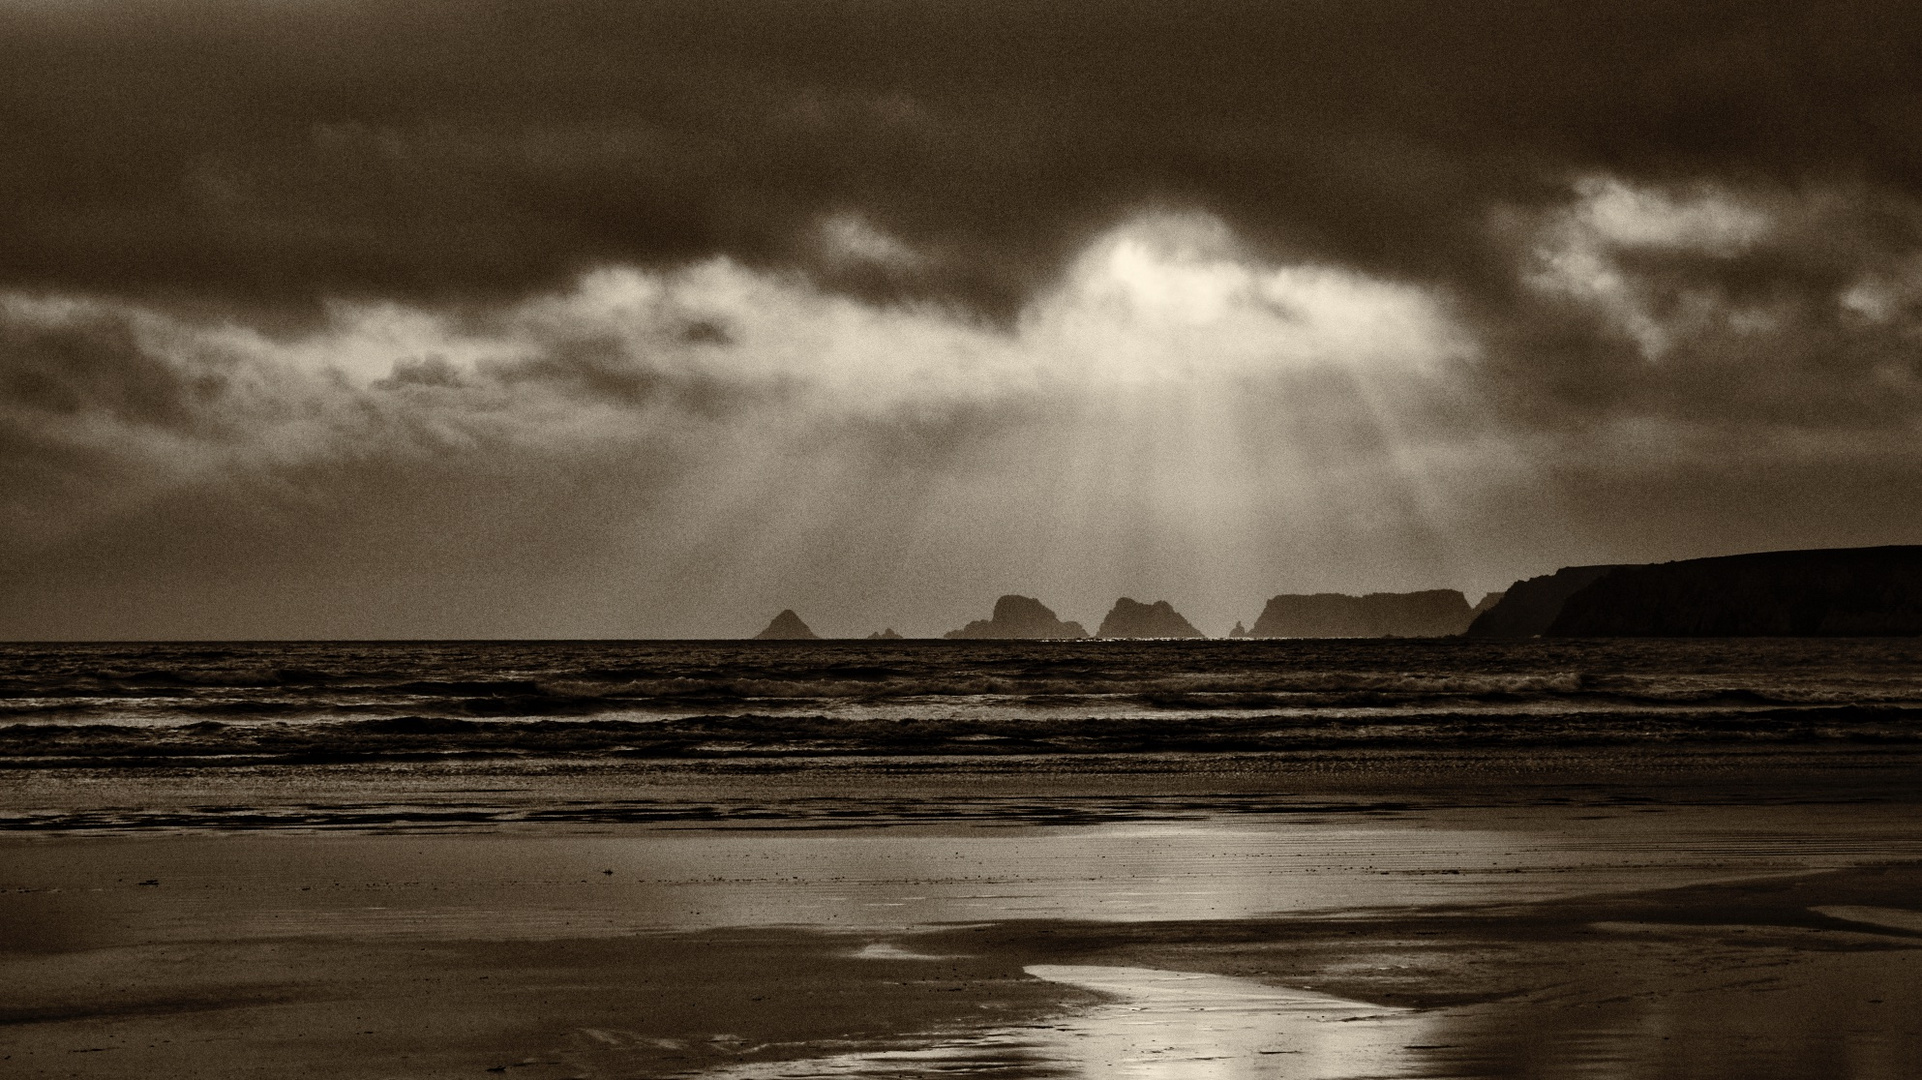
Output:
[[2, 638, 1920, 767]]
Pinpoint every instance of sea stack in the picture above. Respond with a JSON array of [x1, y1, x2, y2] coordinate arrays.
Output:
[[944, 595, 1088, 639], [1247, 590, 1475, 638], [866, 628, 904, 640], [753, 609, 819, 640], [1096, 598, 1206, 638]]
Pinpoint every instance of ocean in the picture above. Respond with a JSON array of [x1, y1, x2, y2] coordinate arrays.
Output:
[[4, 637, 1919, 799]]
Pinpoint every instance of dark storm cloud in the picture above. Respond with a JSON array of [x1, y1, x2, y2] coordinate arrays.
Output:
[[4, 0, 1920, 318], [0, 281, 764, 551], [0, 310, 218, 429], [1469, 179, 1922, 432]]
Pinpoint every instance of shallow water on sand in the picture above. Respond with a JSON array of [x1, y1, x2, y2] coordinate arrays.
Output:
[[14, 810, 1919, 945], [5, 806, 1921, 1080], [700, 965, 1435, 1079]]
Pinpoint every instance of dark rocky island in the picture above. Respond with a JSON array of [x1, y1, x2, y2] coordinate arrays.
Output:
[[1095, 598, 1206, 639], [753, 609, 819, 640], [1247, 590, 1475, 638], [945, 595, 1088, 639], [866, 628, 904, 640]]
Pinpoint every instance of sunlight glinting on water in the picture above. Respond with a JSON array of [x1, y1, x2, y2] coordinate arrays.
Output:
[[697, 965, 1437, 1080]]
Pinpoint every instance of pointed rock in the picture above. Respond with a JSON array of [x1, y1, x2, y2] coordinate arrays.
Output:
[[754, 609, 819, 640], [1096, 598, 1206, 638], [1229, 621, 1248, 638], [866, 628, 904, 639]]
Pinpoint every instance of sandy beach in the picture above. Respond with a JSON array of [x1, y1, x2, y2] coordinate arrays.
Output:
[[5, 753, 1921, 1079]]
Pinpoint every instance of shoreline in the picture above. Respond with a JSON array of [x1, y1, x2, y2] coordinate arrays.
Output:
[[5, 789, 1920, 1078]]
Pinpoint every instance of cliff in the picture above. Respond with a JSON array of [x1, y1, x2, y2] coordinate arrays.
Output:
[[1095, 598, 1206, 639], [753, 609, 819, 640], [1248, 590, 1475, 638], [1464, 566, 1618, 637], [1545, 546, 1922, 636], [945, 595, 1089, 639]]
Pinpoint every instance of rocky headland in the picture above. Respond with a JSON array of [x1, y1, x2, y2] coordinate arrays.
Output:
[[1551, 546, 1922, 636], [1464, 567, 1619, 637], [1469, 545, 1922, 636]]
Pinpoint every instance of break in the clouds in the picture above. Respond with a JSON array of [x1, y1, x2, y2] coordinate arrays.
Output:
[[3, 0, 1921, 637]]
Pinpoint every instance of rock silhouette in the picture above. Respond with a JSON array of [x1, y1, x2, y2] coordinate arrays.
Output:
[[1465, 566, 1617, 637], [1096, 598, 1205, 638], [753, 609, 819, 640], [1547, 546, 1922, 636], [866, 628, 904, 639], [1229, 621, 1248, 638], [1248, 590, 1474, 638], [945, 595, 1088, 639]]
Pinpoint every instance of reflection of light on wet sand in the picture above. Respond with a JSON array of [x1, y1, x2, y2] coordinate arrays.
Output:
[[1023, 966, 1436, 1079], [1813, 906, 1922, 934], [848, 942, 956, 960], [699, 965, 1436, 1078], [48, 816, 1922, 946]]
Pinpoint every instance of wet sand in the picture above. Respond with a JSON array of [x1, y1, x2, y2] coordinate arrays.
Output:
[[4, 758, 1922, 1078]]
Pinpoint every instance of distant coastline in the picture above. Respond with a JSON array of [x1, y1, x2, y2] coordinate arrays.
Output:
[[1470, 545, 1922, 637], [753, 545, 1922, 640]]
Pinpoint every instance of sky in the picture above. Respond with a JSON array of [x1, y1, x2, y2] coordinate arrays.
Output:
[[4, 0, 1922, 639]]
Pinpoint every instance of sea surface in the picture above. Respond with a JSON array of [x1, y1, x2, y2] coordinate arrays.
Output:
[[4, 637, 1919, 769], [6, 639, 1922, 1079]]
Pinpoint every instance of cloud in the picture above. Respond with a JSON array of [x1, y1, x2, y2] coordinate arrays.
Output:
[[5, 1, 1922, 635], [0, 213, 1467, 517], [5, 0, 1920, 320], [7, 199, 1916, 637], [0, 213, 1506, 635], [1479, 176, 1922, 432]]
